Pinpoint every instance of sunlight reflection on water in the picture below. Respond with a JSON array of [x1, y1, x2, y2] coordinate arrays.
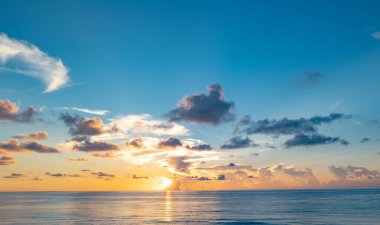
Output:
[[164, 191, 172, 222], [0, 190, 379, 224]]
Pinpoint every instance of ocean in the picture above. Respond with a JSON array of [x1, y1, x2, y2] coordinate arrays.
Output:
[[0, 189, 379, 224]]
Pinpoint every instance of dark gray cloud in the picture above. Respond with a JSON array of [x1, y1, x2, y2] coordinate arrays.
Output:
[[186, 144, 212, 151], [290, 71, 323, 88], [218, 174, 226, 180], [284, 134, 348, 148], [0, 100, 40, 123], [309, 113, 348, 125], [0, 155, 15, 165], [221, 136, 257, 149], [59, 113, 116, 136], [196, 176, 211, 181], [360, 138, 371, 143], [166, 83, 235, 125], [91, 152, 117, 158], [235, 113, 349, 136], [45, 172, 81, 178], [73, 140, 119, 152], [0, 139, 59, 153], [3, 173, 24, 179], [91, 171, 115, 180], [329, 165, 380, 180], [0, 155, 16, 166], [14, 131, 48, 140], [68, 158, 88, 162], [157, 137, 182, 149], [132, 174, 149, 179]]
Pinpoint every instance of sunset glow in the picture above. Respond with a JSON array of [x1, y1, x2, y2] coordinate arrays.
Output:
[[0, 1, 379, 193]]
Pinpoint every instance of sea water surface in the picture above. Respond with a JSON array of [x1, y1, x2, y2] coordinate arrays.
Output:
[[0, 189, 379, 225]]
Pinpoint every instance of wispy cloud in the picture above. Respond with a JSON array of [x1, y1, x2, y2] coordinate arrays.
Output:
[[3, 173, 24, 179], [372, 32, 380, 40], [330, 100, 341, 110], [109, 114, 189, 136], [290, 71, 323, 88], [0, 33, 69, 93], [0, 155, 15, 166], [14, 131, 48, 140], [53, 107, 109, 115]]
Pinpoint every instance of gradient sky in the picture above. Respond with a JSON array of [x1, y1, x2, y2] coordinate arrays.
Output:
[[0, 0, 380, 191]]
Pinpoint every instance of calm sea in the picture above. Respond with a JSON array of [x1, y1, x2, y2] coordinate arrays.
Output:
[[0, 189, 379, 224]]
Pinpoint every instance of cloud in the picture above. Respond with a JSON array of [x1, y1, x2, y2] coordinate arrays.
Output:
[[166, 83, 235, 125], [274, 164, 318, 185], [0, 33, 69, 93], [53, 107, 109, 115], [235, 113, 349, 136], [59, 113, 110, 136], [68, 158, 88, 162], [196, 176, 211, 181], [372, 32, 380, 40], [126, 137, 144, 149], [360, 138, 370, 143], [290, 71, 323, 88], [330, 100, 341, 110], [166, 156, 193, 174], [91, 171, 115, 180], [284, 134, 348, 148], [217, 174, 226, 180], [91, 152, 117, 158], [0, 139, 59, 153], [0, 156, 16, 165], [329, 165, 380, 180], [196, 163, 319, 187], [45, 172, 82, 178], [186, 144, 212, 151], [3, 173, 24, 179], [0, 99, 41, 123], [109, 114, 189, 136], [221, 136, 257, 149], [73, 140, 119, 152], [157, 137, 183, 149], [309, 113, 348, 125], [132, 174, 149, 179], [14, 131, 48, 140]]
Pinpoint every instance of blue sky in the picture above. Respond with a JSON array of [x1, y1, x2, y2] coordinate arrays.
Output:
[[0, 0, 379, 190]]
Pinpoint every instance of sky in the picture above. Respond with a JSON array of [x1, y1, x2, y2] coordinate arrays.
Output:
[[0, 0, 380, 191]]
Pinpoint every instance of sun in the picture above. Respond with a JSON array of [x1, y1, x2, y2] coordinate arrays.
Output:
[[161, 177, 173, 190]]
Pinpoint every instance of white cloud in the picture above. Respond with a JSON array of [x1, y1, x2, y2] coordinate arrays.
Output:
[[330, 100, 341, 109], [0, 33, 69, 93], [53, 107, 109, 115], [109, 114, 189, 136], [372, 32, 380, 40]]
